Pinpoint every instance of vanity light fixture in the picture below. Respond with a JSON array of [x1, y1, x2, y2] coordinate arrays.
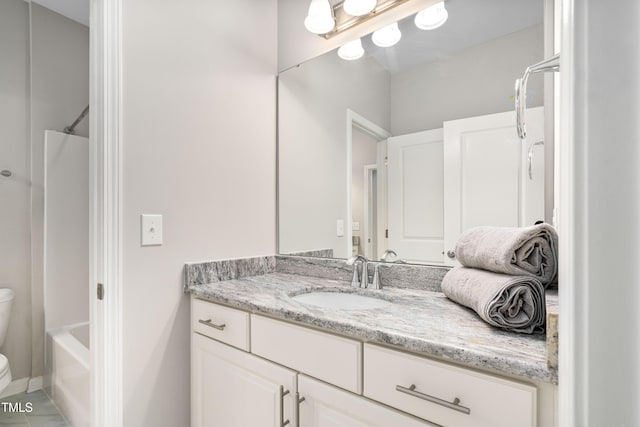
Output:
[[304, 0, 336, 34], [372, 22, 402, 47], [414, 1, 448, 30], [343, 0, 377, 17], [338, 38, 365, 60]]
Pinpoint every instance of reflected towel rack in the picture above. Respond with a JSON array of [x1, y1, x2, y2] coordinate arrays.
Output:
[[515, 54, 560, 140]]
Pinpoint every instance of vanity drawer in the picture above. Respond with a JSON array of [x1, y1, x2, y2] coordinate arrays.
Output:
[[191, 298, 250, 351], [364, 344, 536, 427], [251, 315, 362, 393]]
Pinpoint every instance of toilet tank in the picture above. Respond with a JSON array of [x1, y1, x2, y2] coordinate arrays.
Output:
[[0, 289, 15, 348]]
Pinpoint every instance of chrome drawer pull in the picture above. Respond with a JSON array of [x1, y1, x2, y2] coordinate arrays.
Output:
[[296, 393, 305, 426], [279, 386, 291, 427], [395, 384, 471, 415], [198, 319, 226, 331]]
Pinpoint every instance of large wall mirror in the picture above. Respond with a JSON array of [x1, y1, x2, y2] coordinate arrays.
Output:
[[278, 0, 550, 266]]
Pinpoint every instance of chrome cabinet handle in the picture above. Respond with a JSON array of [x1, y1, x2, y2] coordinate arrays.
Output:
[[396, 384, 471, 415], [528, 141, 544, 180], [198, 319, 226, 331], [446, 250, 456, 259], [295, 393, 306, 426], [1, 170, 11, 177], [279, 386, 290, 427]]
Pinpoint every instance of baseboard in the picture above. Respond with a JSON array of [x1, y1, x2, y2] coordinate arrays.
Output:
[[27, 376, 43, 393], [0, 377, 29, 399]]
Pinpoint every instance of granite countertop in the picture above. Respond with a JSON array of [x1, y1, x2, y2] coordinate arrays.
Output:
[[186, 271, 558, 384]]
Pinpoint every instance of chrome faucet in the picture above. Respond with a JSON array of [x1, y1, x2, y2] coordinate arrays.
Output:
[[381, 249, 397, 262], [346, 255, 369, 288]]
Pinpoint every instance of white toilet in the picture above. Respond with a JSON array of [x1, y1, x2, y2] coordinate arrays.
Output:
[[0, 288, 14, 393]]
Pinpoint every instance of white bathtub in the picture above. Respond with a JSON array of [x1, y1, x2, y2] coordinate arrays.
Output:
[[49, 322, 89, 427]]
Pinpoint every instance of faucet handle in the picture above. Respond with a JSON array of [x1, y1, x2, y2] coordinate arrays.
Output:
[[346, 255, 367, 287], [370, 264, 382, 290]]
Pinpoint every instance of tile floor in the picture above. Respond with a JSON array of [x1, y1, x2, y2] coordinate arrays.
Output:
[[0, 390, 68, 426]]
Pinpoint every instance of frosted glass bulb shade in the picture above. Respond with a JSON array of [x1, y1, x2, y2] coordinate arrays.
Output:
[[372, 22, 402, 47], [304, 0, 335, 34], [343, 0, 377, 17], [414, 2, 448, 30], [338, 38, 364, 60]]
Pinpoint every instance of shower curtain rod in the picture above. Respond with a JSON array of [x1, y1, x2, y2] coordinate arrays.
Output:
[[63, 105, 90, 135]]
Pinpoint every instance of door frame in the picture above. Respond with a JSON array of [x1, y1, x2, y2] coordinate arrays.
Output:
[[345, 109, 391, 258], [362, 164, 377, 259], [90, 0, 123, 425]]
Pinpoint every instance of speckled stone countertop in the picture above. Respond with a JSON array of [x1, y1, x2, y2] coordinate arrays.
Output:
[[186, 271, 558, 384]]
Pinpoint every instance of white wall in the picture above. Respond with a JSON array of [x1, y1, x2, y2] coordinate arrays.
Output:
[[391, 25, 544, 135], [121, 0, 277, 424], [0, 0, 32, 382], [279, 52, 390, 258], [31, 3, 89, 378]]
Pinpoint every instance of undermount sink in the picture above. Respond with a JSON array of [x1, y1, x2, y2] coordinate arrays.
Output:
[[291, 291, 392, 310]]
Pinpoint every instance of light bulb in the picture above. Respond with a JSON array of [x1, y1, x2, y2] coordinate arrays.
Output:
[[414, 1, 448, 30], [372, 22, 402, 48], [304, 0, 335, 34], [343, 0, 377, 17], [338, 38, 364, 61]]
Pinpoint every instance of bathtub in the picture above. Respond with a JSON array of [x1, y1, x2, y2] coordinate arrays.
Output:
[[48, 322, 89, 427]]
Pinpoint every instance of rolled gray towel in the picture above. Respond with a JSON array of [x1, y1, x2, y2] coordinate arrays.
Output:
[[441, 267, 546, 334], [455, 224, 558, 287]]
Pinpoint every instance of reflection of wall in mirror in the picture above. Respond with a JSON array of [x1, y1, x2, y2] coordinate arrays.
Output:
[[279, 51, 390, 258], [391, 24, 543, 135]]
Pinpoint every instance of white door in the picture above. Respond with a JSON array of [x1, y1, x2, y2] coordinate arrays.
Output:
[[298, 375, 434, 427], [387, 129, 444, 264], [443, 107, 545, 266], [191, 333, 297, 427]]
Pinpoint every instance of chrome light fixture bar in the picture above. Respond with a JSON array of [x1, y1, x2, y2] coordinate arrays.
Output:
[[321, 0, 412, 39]]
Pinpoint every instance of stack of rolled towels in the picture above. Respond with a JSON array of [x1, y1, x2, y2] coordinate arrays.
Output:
[[441, 223, 558, 334]]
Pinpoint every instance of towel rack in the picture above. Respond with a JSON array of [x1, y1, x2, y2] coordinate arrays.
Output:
[[515, 53, 560, 140]]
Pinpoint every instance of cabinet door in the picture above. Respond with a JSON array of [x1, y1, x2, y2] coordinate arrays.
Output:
[[192, 333, 297, 427], [298, 375, 434, 427]]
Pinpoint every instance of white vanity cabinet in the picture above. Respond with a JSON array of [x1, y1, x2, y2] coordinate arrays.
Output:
[[191, 305, 297, 427], [191, 298, 543, 427], [298, 375, 434, 427]]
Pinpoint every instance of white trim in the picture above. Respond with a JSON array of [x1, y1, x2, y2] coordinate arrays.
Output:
[[90, 0, 123, 425], [27, 376, 43, 393], [558, 0, 575, 425], [346, 109, 391, 258], [0, 377, 29, 399]]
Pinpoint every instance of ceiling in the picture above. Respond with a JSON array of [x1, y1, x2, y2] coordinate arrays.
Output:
[[362, 0, 544, 73], [32, 0, 89, 27]]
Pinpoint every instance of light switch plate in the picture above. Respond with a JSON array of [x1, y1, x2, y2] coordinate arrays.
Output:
[[336, 219, 344, 237], [141, 214, 163, 246]]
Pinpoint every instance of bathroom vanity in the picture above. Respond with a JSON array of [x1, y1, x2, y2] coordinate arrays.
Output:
[[186, 256, 558, 427]]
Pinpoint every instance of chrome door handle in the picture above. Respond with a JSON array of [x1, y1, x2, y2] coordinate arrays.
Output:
[[198, 319, 226, 331], [528, 141, 544, 180], [1, 170, 11, 177], [396, 384, 471, 415], [279, 386, 290, 427]]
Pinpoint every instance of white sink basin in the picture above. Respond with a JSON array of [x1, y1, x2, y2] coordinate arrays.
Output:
[[291, 292, 392, 310]]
